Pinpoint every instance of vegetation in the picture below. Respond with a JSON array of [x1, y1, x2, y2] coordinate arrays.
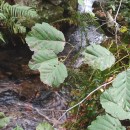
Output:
[[0, 0, 38, 44], [25, 22, 67, 87], [0, 0, 130, 130], [0, 112, 54, 130], [0, 112, 10, 128], [63, 0, 130, 130]]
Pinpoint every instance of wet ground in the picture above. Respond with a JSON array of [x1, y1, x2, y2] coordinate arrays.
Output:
[[0, 45, 69, 130]]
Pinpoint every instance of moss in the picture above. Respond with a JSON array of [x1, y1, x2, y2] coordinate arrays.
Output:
[[15, 0, 78, 23], [69, 0, 77, 10], [40, 4, 64, 23]]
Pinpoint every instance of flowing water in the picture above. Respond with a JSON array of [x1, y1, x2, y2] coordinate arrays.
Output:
[[67, 0, 107, 68], [78, 0, 96, 13]]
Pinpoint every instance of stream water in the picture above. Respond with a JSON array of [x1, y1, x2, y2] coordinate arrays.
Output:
[[67, 0, 106, 68]]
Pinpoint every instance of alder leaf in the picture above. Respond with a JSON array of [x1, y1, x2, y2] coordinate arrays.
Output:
[[29, 50, 67, 87], [13, 125, 23, 130], [0, 112, 10, 129], [26, 22, 67, 87], [36, 122, 54, 130], [26, 22, 65, 54], [82, 45, 115, 71], [88, 114, 126, 130], [100, 69, 130, 120]]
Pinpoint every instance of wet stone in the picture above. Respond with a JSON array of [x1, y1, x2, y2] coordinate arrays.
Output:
[[0, 90, 19, 105]]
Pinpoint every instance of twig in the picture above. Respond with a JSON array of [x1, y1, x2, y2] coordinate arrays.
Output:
[[114, 0, 123, 44], [34, 107, 53, 123], [16, 102, 65, 126], [114, 54, 129, 66], [115, 25, 118, 44], [114, 0, 123, 21], [16, 102, 53, 123], [99, 2, 107, 18], [57, 80, 113, 122], [93, 22, 107, 32], [16, 102, 66, 112], [63, 46, 75, 62]]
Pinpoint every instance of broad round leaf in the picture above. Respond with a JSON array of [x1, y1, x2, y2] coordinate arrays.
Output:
[[36, 122, 54, 130], [0, 117, 10, 128], [29, 50, 57, 70], [39, 59, 67, 87], [100, 69, 130, 120], [26, 22, 65, 54], [82, 45, 115, 71], [26, 22, 67, 87], [13, 125, 23, 130], [0, 113, 10, 129], [29, 50, 68, 87], [88, 114, 126, 130]]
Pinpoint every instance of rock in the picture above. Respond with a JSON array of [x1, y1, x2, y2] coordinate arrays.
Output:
[[14, 0, 78, 23], [67, 27, 87, 51], [41, 3, 64, 22], [14, 0, 38, 7], [86, 26, 107, 45]]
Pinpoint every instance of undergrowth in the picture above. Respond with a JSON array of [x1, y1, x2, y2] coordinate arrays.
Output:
[[1, 0, 130, 130]]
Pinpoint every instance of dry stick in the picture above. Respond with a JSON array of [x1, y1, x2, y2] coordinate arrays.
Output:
[[63, 42, 75, 62], [99, 1, 107, 18], [16, 102, 62, 125], [16, 102, 53, 123], [57, 80, 113, 122], [114, 0, 123, 21], [34, 107, 53, 123], [92, 20, 118, 34], [114, 0, 123, 44], [94, 22, 107, 32], [16, 102, 67, 112], [115, 26, 118, 45]]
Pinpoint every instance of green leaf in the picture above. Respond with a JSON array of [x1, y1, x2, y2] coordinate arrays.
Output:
[[82, 45, 115, 71], [29, 50, 57, 70], [0, 112, 10, 128], [1, 2, 38, 18], [26, 22, 65, 54], [0, 12, 6, 20], [26, 22, 67, 87], [36, 122, 54, 130], [100, 69, 130, 120], [13, 23, 26, 34], [29, 50, 68, 87], [0, 32, 5, 43], [88, 114, 126, 130], [0, 112, 5, 118], [13, 125, 23, 130]]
